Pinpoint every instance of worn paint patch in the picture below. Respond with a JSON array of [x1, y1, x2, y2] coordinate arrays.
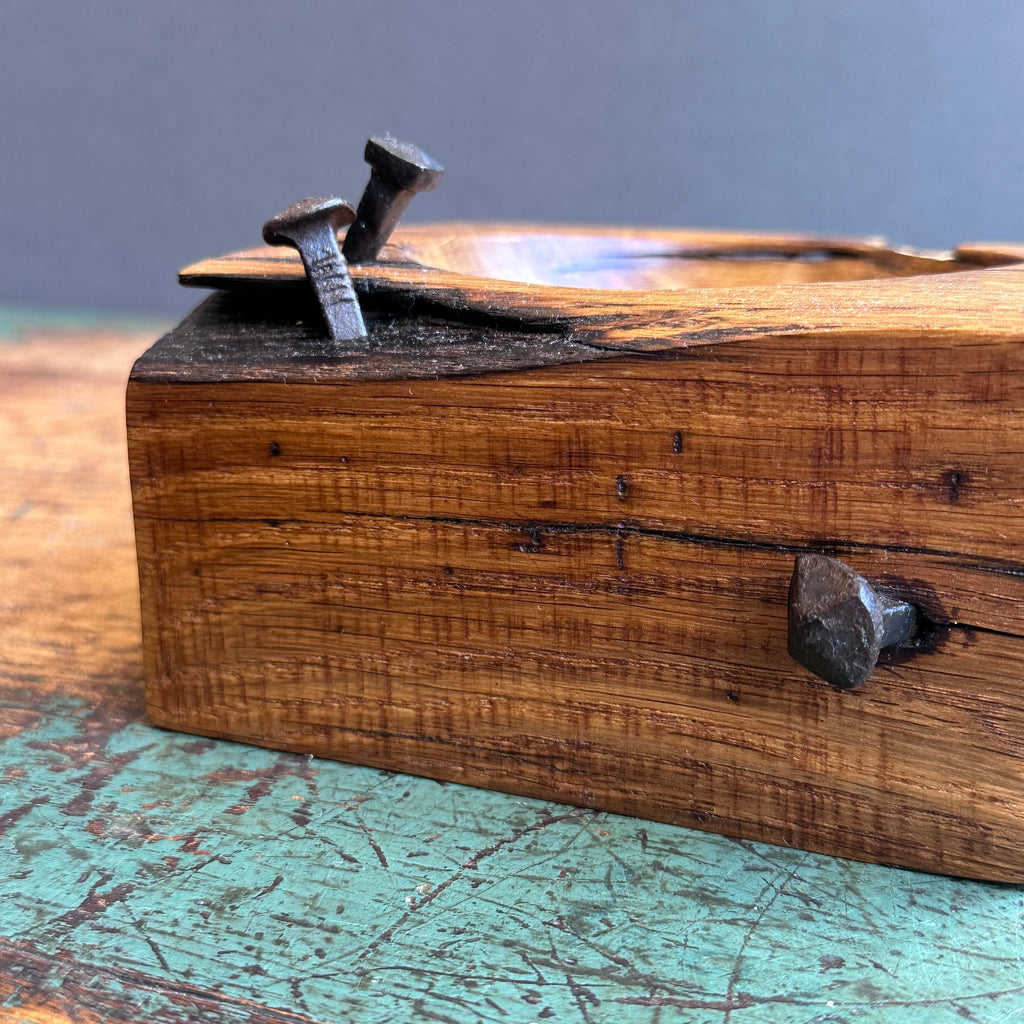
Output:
[[1, 688, 1023, 1023]]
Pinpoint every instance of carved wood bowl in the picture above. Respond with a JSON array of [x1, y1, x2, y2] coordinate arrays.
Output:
[[180, 224, 1024, 355], [136, 222, 1024, 881]]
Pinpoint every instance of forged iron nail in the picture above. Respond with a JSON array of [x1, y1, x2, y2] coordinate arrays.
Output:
[[263, 197, 367, 342], [342, 136, 444, 264], [787, 553, 918, 690]]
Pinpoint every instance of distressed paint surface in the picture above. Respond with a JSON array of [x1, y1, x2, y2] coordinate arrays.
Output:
[[2, 320, 1024, 1023], [3, 687, 1024, 1023]]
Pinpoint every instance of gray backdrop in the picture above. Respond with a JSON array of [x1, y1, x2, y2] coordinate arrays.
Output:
[[4, 1, 1024, 314]]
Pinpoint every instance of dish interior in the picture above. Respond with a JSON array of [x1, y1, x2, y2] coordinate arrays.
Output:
[[391, 230, 973, 290]]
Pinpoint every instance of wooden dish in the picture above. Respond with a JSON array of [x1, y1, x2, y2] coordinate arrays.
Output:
[[129, 224, 1024, 881]]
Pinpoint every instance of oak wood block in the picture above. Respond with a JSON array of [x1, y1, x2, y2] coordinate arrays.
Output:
[[129, 226, 1024, 881]]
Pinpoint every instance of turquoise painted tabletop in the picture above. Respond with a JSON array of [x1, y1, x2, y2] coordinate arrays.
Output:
[[3, 688, 1023, 1024], [1, 308, 1023, 1023]]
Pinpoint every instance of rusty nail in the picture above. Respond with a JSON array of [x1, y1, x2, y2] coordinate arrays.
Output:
[[342, 136, 444, 264], [787, 553, 918, 690], [263, 197, 366, 342]]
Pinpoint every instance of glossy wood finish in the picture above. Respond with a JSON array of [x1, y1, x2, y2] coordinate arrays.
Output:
[[131, 225, 1024, 881]]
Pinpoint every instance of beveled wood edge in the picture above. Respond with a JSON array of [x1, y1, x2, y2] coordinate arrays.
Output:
[[179, 222, 972, 291], [178, 224, 1024, 352], [953, 242, 1024, 265]]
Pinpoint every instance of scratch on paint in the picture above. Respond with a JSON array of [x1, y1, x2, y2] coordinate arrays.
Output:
[[359, 809, 589, 960]]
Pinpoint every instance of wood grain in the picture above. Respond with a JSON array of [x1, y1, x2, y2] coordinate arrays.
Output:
[[130, 225, 1024, 881], [1, 329, 151, 706]]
